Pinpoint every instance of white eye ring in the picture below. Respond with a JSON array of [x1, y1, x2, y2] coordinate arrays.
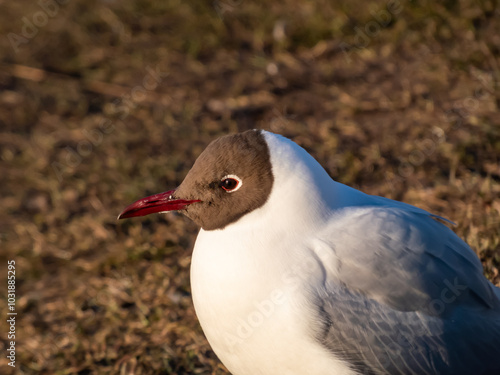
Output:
[[220, 174, 243, 193]]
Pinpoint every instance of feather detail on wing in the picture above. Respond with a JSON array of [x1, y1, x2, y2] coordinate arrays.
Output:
[[312, 206, 500, 315], [306, 206, 500, 374]]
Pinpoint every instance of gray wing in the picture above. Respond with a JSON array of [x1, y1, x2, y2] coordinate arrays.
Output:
[[309, 206, 500, 374]]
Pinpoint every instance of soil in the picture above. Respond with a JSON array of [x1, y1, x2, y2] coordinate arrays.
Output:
[[1, 1, 499, 374]]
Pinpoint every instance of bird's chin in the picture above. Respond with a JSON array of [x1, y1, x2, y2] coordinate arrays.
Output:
[[179, 205, 203, 227]]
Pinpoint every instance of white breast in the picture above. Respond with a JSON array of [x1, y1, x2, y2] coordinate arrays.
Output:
[[190, 225, 358, 375]]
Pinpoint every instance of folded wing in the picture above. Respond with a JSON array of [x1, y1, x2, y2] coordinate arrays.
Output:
[[309, 206, 500, 374]]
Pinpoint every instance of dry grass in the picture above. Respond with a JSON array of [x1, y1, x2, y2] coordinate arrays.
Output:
[[1, 0, 499, 374]]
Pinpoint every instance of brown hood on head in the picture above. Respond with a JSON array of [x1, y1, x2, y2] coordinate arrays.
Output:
[[174, 129, 274, 230]]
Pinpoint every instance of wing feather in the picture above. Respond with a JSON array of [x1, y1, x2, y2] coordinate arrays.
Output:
[[314, 206, 499, 314], [308, 206, 500, 374]]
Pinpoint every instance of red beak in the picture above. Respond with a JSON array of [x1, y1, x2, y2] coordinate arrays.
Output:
[[118, 189, 201, 219]]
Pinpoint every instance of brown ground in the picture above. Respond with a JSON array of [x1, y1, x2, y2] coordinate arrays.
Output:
[[1, 0, 499, 374]]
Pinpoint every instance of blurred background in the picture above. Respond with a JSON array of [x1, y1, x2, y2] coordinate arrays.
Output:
[[1, 0, 499, 374]]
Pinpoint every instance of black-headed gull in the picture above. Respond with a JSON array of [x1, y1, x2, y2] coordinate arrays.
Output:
[[119, 130, 500, 375]]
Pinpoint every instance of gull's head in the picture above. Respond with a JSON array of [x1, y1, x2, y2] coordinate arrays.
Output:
[[118, 130, 275, 230]]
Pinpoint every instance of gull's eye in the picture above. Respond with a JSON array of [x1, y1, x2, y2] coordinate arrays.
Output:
[[220, 175, 243, 193]]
